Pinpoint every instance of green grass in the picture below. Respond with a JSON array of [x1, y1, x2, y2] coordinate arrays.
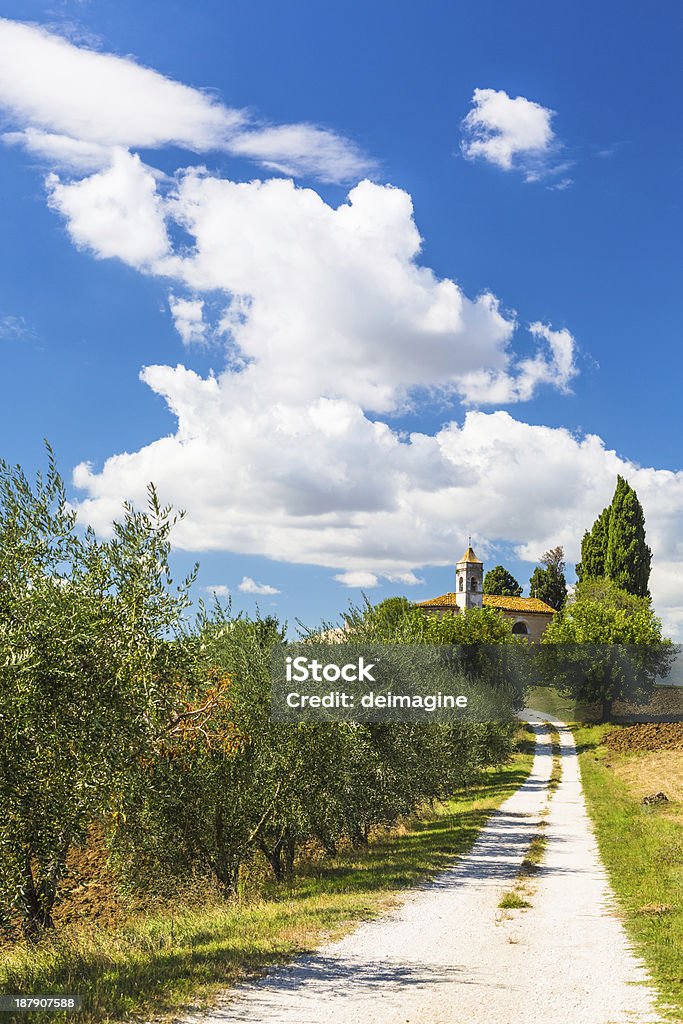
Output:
[[0, 749, 533, 1024], [519, 832, 548, 876], [498, 891, 531, 910], [500, 724, 559, 908], [526, 685, 592, 721], [548, 728, 562, 792], [576, 725, 683, 1021]]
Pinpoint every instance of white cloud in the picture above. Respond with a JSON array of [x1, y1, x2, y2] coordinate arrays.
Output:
[[0, 17, 242, 150], [334, 572, 380, 588], [73, 404, 683, 638], [0, 314, 34, 341], [169, 294, 207, 346], [461, 88, 564, 182], [51, 167, 571, 412], [42, 20, 105, 51], [206, 584, 230, 598], [40, 155, 590, 610], [456, 322, 577, 404], [6, 20, 681, 633], [161, 173, 536, 412], [384, 571, 425, 586], [3, 129, 115, 172], [229, 124, 375, 183], [528, 323, 576, 383], [238, 576, 280, 595], [0, 18, 370, 183], [547, 177, 573, 192], [47, 150, 170, 266]]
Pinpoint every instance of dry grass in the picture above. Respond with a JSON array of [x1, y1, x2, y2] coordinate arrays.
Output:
[[0, 750, 534, 1024], [576, 725, 683, 1020], [611, 748, 683, 820]]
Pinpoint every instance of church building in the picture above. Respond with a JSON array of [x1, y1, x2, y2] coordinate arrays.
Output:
[[417, 544, 555, 642]]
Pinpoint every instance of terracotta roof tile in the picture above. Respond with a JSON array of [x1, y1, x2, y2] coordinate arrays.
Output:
[[416, 593, 555, 614], [482, 594, 555, 614], [417, 592, 460, 607]]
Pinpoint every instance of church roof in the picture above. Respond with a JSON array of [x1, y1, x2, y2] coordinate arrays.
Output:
[[458, 545, 482, 564], [417, 592, 460, 608], [416, 593, 555, 615], [483, 594, 555, 614]]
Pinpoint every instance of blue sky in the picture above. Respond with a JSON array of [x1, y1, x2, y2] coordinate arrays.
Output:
[[0, 1, 681, 634]]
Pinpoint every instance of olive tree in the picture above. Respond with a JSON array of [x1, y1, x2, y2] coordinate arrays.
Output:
[[0, 451, 194, 936], [541, 579, 673, 721]]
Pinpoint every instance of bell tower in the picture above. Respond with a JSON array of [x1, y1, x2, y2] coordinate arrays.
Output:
[[455, 539, 483, 610]]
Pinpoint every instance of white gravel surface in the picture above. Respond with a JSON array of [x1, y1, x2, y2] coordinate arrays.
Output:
[[184, 713, 663, 1024]]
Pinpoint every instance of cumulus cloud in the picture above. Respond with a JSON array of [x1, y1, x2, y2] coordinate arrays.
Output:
[[169, 294, 207, 346], [206, 584, 230, 598], [5, 19, 681, 634], [385, 571, 425, 586], [457, 323, 577, 404], [73, 403, 683, 637], [461, 88, 567, 182], [46, 167, 574, 412], [238, 576, 280, 595], [334, 572, 380, 588], [46, 150, 170, 266], [0, 18, 372, 182]]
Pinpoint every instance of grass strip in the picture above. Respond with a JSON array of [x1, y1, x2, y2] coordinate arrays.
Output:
[[575, 724, 683, 1021], [498, 892, 532, 910], [499, 723, 559, 910], [0, 746, 533, 1024], [548, 727, 562, 792], [519, 831, 549, 878]]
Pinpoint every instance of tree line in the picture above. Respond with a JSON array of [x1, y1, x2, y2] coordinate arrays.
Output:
[[0, 451, 668, 940], [480, 476, 671, 721], [0, 452, 517, 940], [484, 548, 568, 610], [482, 475, 653, 609]]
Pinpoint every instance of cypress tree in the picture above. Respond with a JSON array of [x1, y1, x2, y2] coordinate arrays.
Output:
[[578, 506, 610, 581], [605, 475, 651, 597], [578, 477, 652, 597]]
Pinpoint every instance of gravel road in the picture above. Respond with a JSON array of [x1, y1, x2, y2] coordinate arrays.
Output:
[[184, 714, 663, 1024]]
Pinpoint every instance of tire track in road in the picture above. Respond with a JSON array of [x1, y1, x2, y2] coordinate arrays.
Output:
[[183, 716, 661, 1024]]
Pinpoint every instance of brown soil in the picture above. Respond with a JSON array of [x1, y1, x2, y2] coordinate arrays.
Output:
[[52, 825, 123, 929], [614, 686, 683, 720], [1, 826, 123, 942], [604, 721, 683, 754]]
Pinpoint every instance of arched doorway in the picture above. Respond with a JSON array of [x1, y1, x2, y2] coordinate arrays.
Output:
[[511, 620, 529, 636]]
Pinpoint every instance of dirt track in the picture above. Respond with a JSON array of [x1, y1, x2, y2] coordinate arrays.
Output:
[[184, 714, 661, 1024]]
